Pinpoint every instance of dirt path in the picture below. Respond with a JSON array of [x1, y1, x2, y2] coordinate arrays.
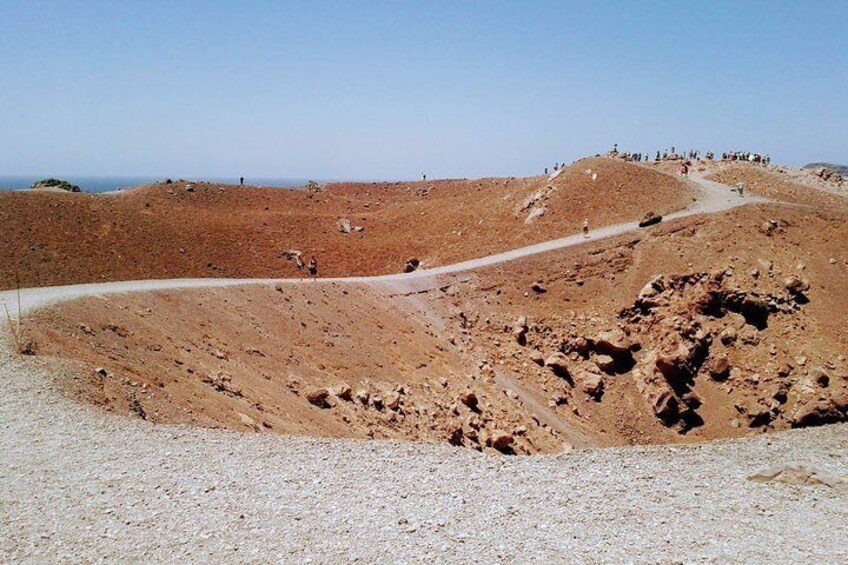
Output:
[[494, 369, 597, 448], [0, 176, 770, 316]]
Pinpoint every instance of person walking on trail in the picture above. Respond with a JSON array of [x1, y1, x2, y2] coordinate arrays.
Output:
[[240, 176, 244, 186], [582, 218, 589, 238], [736, 181, 745, 197], [307, 256, 318, 277]]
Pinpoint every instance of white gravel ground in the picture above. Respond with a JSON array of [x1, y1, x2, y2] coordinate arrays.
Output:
[[2, 333, 847, 563], [2, 178, 846, 563]]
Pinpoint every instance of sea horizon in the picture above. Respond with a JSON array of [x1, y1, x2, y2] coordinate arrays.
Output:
[[0, 175, 335, 193]]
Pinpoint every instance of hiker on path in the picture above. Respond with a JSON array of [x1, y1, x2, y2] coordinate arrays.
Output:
[[736, 181, 745, 197], [582, 218, 589, 238], [307, 256, 318, 277]]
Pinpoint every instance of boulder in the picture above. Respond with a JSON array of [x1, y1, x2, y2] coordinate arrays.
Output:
[[784, 276, 810, 296], [305, 387, 330, 407], [355, 389, 370, 404], [654, 335, 694, 380], [594, 354, 616, 373], [384, 391, 401, 410], [529, 349, 545, 366], [790, 392, 848, 427], [578, 371, 604, 399], [337, 218, 352, 234], [739, 398, 774, 427], [530, 282, 547, 293], [638, 275, 666, 300], [593, 329, 632, 355], [544, 352, 571, 378], [638, 211, 662, 227], [334, 383, 353, 400], [512, 316, 528, 344], [707, 353, 730, 380], [404, 258, 420, 273], [564, 337, 590, 356], [810, 367, 830, 388], [487, 430, 514, 452], [459, 391, 479, 409]]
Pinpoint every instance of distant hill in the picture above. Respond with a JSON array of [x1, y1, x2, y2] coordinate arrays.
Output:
[[30, 178, 82, 192], [804, 162, 848, 175]]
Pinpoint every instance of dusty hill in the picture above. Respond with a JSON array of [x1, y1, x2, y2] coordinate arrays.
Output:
[[706, 161, 848, 206], [0, 158, 695, 290], [805, 162, 848, 175]]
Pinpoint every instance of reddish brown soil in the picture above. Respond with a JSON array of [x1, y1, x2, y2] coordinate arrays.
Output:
[[706, 161, 848, 209], [27, 283, 566, 454], [24, 199, 848, 452], [0, 158, 694, 290]]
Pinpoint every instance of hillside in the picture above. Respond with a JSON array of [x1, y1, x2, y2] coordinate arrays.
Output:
[[0, 158, 695, 290], [805, 162, 848, 175], [22, 186, 848, 452]]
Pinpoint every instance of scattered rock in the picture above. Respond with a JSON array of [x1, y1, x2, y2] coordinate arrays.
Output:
[[784, 276, 810, 296], [305, 388, 331, 408], [593, 329, 632, 355], [594, 354, 615, 374], [530, 282, 547, 293], [238, 412, 257, 428], [487, 431, 514, 452], [544, 352, 571, 378], [404, 258, 420, 273], [384, 391, 401, 410], [578, 371, 604, 399], [337, 218, 352, 234], [334, 383, 353, 400], [748, 466, 845, 489], [529, 349, 545, 366], [459, 391, 479, 409], [707, 354, 730, 380], [638, 211, 662, 227]]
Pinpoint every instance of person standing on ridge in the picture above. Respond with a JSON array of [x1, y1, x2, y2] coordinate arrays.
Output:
[[240, 176, 244, 186]]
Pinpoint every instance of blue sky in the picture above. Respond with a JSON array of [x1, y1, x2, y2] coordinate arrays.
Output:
[[1, 0, 845, 179]]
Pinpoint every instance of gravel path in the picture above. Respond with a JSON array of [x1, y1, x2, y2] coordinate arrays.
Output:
[[4, 177, 847, 563], [0, 176, 768, 315]]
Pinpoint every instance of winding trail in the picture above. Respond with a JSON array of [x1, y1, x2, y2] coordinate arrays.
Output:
[[0, 176, 766, 315], [4, 175, 845, 563]]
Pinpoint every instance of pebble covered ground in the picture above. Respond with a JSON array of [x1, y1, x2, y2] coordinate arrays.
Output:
[[2, 341, 847, 564]]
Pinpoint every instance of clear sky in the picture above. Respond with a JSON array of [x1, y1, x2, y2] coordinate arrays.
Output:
[[1, 0, 845, 180]]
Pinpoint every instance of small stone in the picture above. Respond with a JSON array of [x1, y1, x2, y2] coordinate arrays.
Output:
[[385, 391, 401, 410]]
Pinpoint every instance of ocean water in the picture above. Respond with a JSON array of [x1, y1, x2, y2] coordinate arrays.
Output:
[[0, 175, 315, 193]]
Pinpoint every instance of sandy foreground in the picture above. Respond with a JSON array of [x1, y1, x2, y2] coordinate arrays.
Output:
[[2, 340, 846, 563]]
